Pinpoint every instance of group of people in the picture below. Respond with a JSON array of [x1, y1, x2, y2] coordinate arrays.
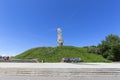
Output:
[[0, 56, 10, 61], [62, 58, 83, 63]]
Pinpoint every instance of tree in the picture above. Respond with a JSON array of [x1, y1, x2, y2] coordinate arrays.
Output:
[[98, 34, 120, 61], [112, 44, 120, 61]]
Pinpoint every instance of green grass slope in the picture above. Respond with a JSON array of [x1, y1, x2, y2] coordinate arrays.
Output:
[[14, 46, 109, 62]]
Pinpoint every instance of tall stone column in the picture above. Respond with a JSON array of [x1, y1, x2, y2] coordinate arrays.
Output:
[[57, 28, 64, 46]]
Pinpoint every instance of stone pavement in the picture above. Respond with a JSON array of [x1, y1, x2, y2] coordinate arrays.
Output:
[[0, 75, 120, 80], [0, 63, 120, 76]]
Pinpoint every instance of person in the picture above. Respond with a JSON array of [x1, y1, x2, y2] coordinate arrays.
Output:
[[6, 56, 9, 61]]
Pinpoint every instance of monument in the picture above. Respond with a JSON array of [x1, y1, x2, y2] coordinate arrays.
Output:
[[57, 28, 64, 46]]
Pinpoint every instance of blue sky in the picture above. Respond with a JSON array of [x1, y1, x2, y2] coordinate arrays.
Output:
[[0, 0, 120, 56]]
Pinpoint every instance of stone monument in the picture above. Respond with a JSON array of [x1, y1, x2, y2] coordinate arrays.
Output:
[[57, 28, 64, 46]]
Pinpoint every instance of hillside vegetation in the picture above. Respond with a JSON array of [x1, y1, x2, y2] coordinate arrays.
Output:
[[14, 46, 109, 62]]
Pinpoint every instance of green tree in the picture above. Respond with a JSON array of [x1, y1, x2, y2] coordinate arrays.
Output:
[[98, 34, 120, 61], [112, 45, 120, 61]]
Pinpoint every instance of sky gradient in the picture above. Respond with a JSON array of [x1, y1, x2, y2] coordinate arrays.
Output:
[[0, 0, 120, 56]]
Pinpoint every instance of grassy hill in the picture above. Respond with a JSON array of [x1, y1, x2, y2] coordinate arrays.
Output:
[[14, 46, 109, 62]]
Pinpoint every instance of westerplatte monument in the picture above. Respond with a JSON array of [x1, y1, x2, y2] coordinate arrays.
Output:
[[57, 28, 64, 46]]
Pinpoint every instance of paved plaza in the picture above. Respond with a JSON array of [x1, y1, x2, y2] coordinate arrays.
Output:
[[0, 75, 120, 80], [0, 63, 120, 80]]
